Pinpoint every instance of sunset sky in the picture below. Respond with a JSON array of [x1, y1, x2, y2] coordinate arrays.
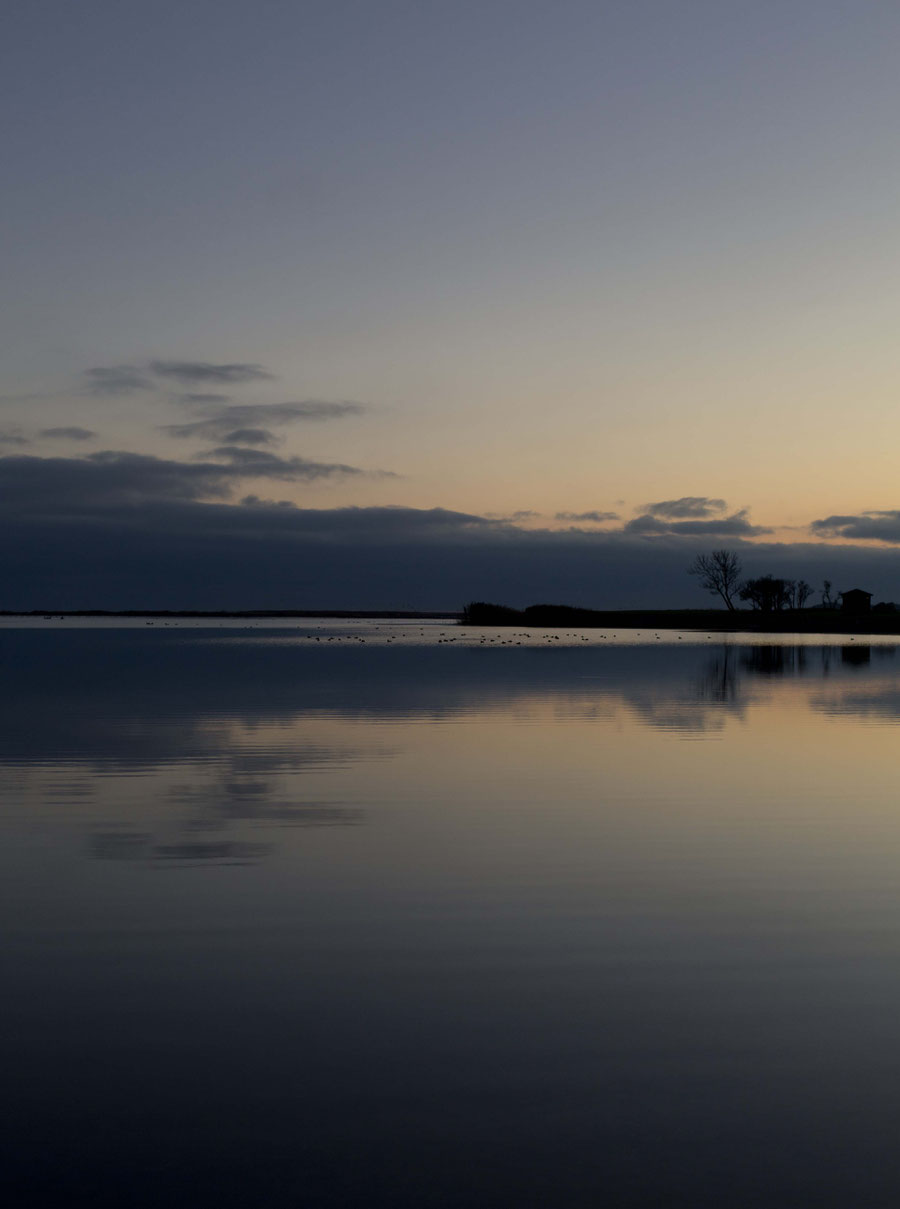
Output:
[[4, 0, 900, 608]]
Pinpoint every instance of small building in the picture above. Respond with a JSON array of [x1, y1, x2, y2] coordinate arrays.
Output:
[[840, 588, 873, 613]]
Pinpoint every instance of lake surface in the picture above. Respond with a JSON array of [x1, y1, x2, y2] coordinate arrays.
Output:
[[4, 620, 900, 1207]]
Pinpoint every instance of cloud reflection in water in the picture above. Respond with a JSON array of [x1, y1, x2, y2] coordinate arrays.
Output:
[[1, 628, 897, 866]]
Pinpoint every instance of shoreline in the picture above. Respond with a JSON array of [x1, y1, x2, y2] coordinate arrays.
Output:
[[460, 602, 900, 636], [3, 604, 900, 636]]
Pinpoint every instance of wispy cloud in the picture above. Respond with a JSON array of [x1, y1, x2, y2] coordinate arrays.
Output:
[[161, 400, 365, 444], [556, 510, 620, 523], [0, 429, 29, 446], [81, 360, 276, 397], [174, 393, 232, 405], [149, 360, 275, 385], [625, 508, 771, 537], [201, 445, 386, 481], [642, 496, 727, 519], [40, 426, 97, 441], [84, 365, 155, 396], [214, 428, 278, 447]]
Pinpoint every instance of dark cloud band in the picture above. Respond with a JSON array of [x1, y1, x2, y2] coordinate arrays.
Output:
[[0, 448, 382, 511], [0, 491, 895, 611]]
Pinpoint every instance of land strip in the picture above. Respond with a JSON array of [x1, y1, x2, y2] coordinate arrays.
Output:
[[461, 602, 900, 635]]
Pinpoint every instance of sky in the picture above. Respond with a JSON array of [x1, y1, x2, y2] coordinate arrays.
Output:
[[4, 0, 900, 608]]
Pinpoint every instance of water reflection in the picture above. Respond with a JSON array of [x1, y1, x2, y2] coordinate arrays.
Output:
[[2, 630, 896, 749], [692, 642, 895, 708], [5, 627, 900, 1207], [87, 774, 367, 867], [695, 645, 740, 703], [91, 832, 271, 865], [1, 630, 898, 864], [0, 632, 897, 769]]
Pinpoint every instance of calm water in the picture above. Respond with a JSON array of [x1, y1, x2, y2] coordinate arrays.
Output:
[[4, 620, 900, 1207]]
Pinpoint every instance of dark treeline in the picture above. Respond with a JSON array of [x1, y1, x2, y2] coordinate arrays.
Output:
[[687, 550, 896, 615], [460, 601, 900, 633]]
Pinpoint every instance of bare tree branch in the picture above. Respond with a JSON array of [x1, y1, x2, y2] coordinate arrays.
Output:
[[687, 549, 742, 610]]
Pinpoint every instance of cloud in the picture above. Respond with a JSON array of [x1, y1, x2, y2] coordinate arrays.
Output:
[[149, 360, 275, 385], [0, 462, 898, 610], [0, 448, 380, 513], [84, 365, 155, 395], [161, 400, 365, 443], [0, 453, 483, 529], [643, 496, 727, 519], [165, 419, 283, 448], [240, 494, 297, 508], [810, 512, 900, 544], [2, 451, 896, 611], [2, 452, 232, 508], [556, 510, 620, 523], [201, 445, 381, 481], [217, 428, 278, 446], [0, 500, 894, 611], [0, 429, 29, 446], [624, 508, 771, 537], [81, 360, 276, 396], [174, 393, 233, 405], [40, 427, 97, 441]]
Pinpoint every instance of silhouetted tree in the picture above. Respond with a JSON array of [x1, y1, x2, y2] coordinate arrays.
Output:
[[782, 579, 813, 609], [739, 575, 791, 612], [687, 549, 742, 610], [792, 579, 813, 609], [821, 580, 838, 609]]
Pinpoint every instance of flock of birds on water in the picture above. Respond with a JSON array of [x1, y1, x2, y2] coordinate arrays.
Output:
[[115, 622, 695, 644], [28, 616, 754, 646], [131, 624, 689, 644], [28, 617, 859, 647], [33, 617, 703, 642], [32, 618, 868, 648]]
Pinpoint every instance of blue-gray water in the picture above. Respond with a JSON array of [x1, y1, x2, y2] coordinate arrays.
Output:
[[4, 620, 900, 1207]]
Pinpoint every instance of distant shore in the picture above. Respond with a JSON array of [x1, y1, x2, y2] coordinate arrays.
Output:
[[5, 605, 900, 637], [0, 609, 459, 621], [460, 601, 900, 635]]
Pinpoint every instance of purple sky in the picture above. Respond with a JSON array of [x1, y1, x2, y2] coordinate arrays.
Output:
[[3, 1, 900, 607]]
